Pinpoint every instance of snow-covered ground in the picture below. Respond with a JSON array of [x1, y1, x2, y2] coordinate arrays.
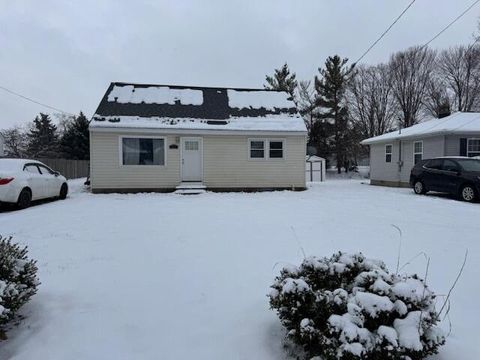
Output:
[[0, 179, 478, 359]]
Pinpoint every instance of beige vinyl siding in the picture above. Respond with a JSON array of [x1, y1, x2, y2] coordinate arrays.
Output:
[[203, 135, 306, 188], [369, 142, 400, 183], [90, 131, 180, 190], [445, 133, 480, 156], [90, 130, 306, 191]]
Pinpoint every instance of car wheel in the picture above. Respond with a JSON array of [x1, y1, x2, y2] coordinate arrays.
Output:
[[413, 180, 426, 195], [59, 183, 68, 200], [460, 184, 477, 202], [17, 188, 32, 209]]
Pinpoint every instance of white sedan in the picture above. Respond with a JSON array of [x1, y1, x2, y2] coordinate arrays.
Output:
[[0, 159, 68, 209]]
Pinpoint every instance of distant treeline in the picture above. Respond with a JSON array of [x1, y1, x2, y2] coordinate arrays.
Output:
[[1, 112, 89, 160]]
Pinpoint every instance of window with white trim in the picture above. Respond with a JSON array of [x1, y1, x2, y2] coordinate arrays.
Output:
[[385, 144, 392, 163], [269, 140, 284, 158], [121, 137, 165, 165], [249, 139, 285, 159], [249, 140, 265, 158], [413, 141, 423, 165], [467, 138, 480, 157]]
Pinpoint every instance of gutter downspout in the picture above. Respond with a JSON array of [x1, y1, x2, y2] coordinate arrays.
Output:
[[397, 126, 403, 185]]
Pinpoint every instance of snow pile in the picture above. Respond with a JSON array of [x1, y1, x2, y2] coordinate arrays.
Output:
[[107, 85, 203, 106], [0, 236, 39, 335], [269, 252, 445, 360], [227, 89, 294, 110]]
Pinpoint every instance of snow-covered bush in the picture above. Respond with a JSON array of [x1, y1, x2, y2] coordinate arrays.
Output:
[[0, 235, 39, 336], [269, 252, 445, 360]]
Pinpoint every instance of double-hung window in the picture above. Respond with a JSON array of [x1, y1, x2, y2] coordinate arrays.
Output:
[[467, 138, 480, 157], [249, 139, 284, 159], [413, 141, 423, 165], [385, 144, 392, 163], [121, 137, 165, 165]]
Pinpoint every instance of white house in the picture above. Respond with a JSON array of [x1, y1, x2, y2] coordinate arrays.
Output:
[[361, 112, 480, 187], [89, 82, 307, 193]]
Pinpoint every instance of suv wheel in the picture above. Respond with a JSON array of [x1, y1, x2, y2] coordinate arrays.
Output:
[[413, 180, 426, 195], [460, 184, 477, 202], [17, 188, 32, 209]]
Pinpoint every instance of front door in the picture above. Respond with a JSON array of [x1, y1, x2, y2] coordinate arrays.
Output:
[[181, 137, 203, 181]]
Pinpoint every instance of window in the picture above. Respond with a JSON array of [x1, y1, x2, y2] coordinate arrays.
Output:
[[269, 141, 284, 159], [24, 164, 41, 174], [249, 140, 265, 158], [385, 144, 392, 163], [413, 141, 423, 165], [442, 160, 459, 172], [122, 137, 165, 165], [249, 139, 285, 159], [184, 141, 199, 151], [425, 159, 442, 170], [467, 138, 480, 157], [37, 164, 55, 175]]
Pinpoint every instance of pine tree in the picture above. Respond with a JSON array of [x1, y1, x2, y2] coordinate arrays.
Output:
[[315, 55, 353, 173], [264, 63, 298, 98], [26, 113, 59, 158], [60, 112, 90, 160]]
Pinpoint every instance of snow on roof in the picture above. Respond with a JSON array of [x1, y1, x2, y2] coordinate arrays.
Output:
[[107, 85, 203, 106], [90, 115, 306, 132], [361, 112, 480, 144], [91, 82, 305, 133], [227, 89, 293, 110]]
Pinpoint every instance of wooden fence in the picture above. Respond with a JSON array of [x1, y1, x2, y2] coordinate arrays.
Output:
[[36, 158, 89, 179]]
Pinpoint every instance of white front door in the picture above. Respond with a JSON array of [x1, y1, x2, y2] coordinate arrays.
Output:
[[181, 137, 203, 181]]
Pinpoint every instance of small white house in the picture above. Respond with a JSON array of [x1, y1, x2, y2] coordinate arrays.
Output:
[[305, 155, 326, 182], [89, 82, 307, 193], [361, 112, 480, 187]]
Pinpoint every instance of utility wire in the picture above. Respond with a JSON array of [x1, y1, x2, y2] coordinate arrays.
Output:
[[0, 85, 75, 116], [423, 0, 480, 48], [353, 0, 416, 65]]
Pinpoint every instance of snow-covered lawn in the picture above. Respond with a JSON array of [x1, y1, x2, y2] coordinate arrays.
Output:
[[0, 179, 478, 359]]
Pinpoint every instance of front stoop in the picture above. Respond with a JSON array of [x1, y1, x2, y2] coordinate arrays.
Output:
[[174, 182, 207, 195]]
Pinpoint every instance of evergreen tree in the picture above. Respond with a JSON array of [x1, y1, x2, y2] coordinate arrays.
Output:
[[60, 112, 90, 160], [264, 63, 298, 98], [26, 113, 59, 158], [315, 55, 353, 173]]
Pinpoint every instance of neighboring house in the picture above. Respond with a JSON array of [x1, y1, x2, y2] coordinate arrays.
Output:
[[89, 82, 307, 193], [361, 112, 480, 187]]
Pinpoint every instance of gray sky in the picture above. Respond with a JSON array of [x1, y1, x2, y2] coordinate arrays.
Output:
[[1, 0, 479, 129]]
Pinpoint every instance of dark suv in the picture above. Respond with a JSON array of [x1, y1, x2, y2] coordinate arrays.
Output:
[[410, 157, 480, 202]]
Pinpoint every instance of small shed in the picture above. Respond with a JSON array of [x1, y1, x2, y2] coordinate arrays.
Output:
[[306, 155, 326, 182]]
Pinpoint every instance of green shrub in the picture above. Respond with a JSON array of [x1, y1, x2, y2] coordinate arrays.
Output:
[[0, 235, 39, 337], [269, 252, 445, 360]]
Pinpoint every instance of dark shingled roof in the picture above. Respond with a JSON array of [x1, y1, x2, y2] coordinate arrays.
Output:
[[93, 82, 297, 121]]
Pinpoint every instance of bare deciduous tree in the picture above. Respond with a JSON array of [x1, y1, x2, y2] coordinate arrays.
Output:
[[389, 46, 436, 128], [0, 126, 28, 158], [348, 64, 396, 138], [437, 45, 480, 112], [422, 76, 452, 118]]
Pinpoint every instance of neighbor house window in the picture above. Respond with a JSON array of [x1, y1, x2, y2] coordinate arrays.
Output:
[[467, 138, 480, 157], [269, 140, 284, 159], [413, 141, 423, 165], [385, 144, 392, 163], [122, 137, 165, 165], [249, 140, 265, 158]]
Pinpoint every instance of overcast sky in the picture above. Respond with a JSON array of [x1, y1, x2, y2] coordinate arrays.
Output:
[[1, 0, 479, 129]]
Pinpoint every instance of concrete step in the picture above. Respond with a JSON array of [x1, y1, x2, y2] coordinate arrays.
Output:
[[174, 189, 207, 195], [175, 182, 206, 190]]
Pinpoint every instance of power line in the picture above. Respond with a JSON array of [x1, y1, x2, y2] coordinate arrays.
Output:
[[0, 85, 75, 116], [353, 0, 416, 65], [423, 0, 480, 48]]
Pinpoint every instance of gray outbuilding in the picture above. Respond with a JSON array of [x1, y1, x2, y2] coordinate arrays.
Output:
[[361, 112, 480, 187]]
